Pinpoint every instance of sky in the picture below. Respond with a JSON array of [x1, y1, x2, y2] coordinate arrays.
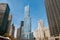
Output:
[[0, 0, 48, 32]]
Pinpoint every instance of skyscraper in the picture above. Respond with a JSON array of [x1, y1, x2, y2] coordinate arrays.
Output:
[[22, 5, 31, 40], [7, 14, 12, 35], [34, 20, 50, 40], [30, 32, 35, 40], [34, 20, 44, 40], [11, 24, 15, 38], [0, 3, 10, 35], [17, 21, 24, 40], [45, 0, 60, 37], [17, 28, 20, 40], [20, 21, 24, 40], [7, 24, 15, 38]]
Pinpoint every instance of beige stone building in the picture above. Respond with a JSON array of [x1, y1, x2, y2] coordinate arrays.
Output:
[[45, 0, 60, 40], [34, 20, 50, 40], [43, 27, 50, 40]]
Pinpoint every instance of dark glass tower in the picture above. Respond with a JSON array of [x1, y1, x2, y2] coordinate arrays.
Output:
[[0, 3, 10, 35], [45, 0, 60, 37]]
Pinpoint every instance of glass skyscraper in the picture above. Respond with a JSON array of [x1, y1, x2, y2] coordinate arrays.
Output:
[[22, 5, 31, 40]]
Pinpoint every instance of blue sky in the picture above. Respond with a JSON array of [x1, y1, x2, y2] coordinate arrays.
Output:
[[0, 0, 48, 31]]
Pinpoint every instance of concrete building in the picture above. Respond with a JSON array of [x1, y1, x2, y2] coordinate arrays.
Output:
[[20, 21, 24, 40], [0, 3, 10, 35], [7, 14, 12, 35], [45, 0, 60, 40], [34, 20, 44, 40], [17, 21, 24, 40], [34, 20, 50, 40], [45, 0, 60, 36], [17, 28, 20, 40], [43, 27, 50, 40], [30, 32, 35, 40], [11, 24, 15, 38], [8, 24, 15, 37], [34, 27, 50, 40]]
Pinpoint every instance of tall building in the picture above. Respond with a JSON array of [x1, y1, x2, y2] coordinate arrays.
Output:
[[43, 27, 50, 40], [11, 24, 15, 37], [17, 21, 24, 40], [45, 0, 60, 37], [8, 24, 15, 37], [22, 5, 31, 40], [7, 14, 12, 35], [17, 28, 20, 40], [20, 21, 24, 40], [30, 32, 35, 40], [0, 3, 10, 35], [34, 20, 44, 40], [34, 20, 50, 40]]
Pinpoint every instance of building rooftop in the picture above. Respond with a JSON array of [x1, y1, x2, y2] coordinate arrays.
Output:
[[0, 3, 10, 13], [0, 3, 8, 5]]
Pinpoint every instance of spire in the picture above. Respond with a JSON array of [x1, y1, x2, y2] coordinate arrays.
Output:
[[24, 4, 30, 18], [25, 5, 29, 13]]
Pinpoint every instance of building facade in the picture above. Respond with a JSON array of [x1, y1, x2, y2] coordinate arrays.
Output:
[[34, 20, 50, 40], [30, 32, 35, 40], [11, 24, 15, 37], [21, 5, 31, 40], [45, 0, 60, 37], [17, 21, 24, 40], [0, 3, 10, 35], [34, 20, 44, 40], [8, 24, 15, 37], [20, 21, 24, 40], [7, 14, 12, 35], [17, 28, 20, 40], [43, 27, 50, 40]]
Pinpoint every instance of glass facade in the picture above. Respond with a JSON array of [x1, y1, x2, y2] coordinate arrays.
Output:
[[22, 5, 31, 40]]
